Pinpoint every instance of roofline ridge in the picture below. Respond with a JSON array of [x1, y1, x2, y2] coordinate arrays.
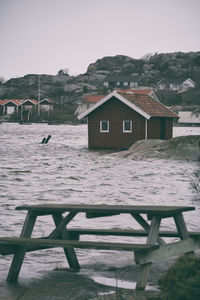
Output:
[[78, 90, 151, 120]]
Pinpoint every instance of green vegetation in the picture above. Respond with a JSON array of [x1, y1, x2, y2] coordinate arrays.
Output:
[[158, 256, 200, 300], [156, 86, 200, 106]]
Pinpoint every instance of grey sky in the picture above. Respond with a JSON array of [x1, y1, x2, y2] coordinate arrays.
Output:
[[1, 0, 200, 80]]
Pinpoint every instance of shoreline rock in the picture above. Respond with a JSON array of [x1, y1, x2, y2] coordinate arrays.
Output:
[[115, 135, 200, 161]]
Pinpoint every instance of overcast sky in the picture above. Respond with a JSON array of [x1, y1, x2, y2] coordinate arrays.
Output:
[[1, 0, 200, 80]]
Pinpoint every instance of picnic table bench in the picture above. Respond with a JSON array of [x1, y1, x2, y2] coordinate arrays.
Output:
[[0, 204, 199, 290]]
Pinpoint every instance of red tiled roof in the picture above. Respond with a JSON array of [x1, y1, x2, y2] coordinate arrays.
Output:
[[121, 92, 178, 118], [117, 89, 153, 95], [0, 99, 23, 106], [82, 95, 105, 103], [78, 90, 179, 120], [0, 100, 6, 105], [0, 99, 38, 106]]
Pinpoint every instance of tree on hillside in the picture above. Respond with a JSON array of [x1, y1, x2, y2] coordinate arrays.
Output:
[[0, 76, 6, 84], [57, 68, 69, 76], [141, 53, 153, 61]]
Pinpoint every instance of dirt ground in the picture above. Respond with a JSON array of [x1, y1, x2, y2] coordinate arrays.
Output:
[[1, 256, 178, 300], [0, 268, 161, 300]]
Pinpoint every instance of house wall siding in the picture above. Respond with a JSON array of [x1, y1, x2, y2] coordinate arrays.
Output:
[[88, 97, 145, 149]]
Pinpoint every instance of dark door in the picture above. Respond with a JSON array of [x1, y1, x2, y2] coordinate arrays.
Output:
[[160, 119, 166, 139]]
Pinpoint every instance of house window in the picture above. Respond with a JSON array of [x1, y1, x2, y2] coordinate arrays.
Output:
[[100, 121, 109, 133], [123, 82, 129, 86], [116, 82, 120, 86], [123, 121, 132, 133]]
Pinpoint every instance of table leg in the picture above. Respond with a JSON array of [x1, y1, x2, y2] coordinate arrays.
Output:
[[7, 212, 37, 282], [174, 213, 194, 255], [174, 213, 189, 240], [52, 213, 80, 271], [131, 213, 165, 245], [136, 216, 161, 290]]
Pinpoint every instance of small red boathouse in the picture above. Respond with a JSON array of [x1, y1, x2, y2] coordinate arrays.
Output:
[[78, 90, 178, 149]]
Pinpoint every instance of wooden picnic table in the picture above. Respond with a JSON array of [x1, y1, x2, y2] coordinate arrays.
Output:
[[0, 203, 199, 290]]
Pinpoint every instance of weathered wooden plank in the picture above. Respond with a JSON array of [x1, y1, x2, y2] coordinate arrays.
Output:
[[68, 228, 200, 238], [6, 212, 37, 282], [174, 213, 189, 240], [131, 214, 165, 246], [0, 237, 158, 252], [2, 230, 200, 255], [0, 239, 53, 255], [146, 216, 161, 244], [173, 213, 194, 255], [86, 212, 120, 219], [136, 264, 151, 290], [15, 204, 195, 216], [52, 213, 80, 271], [135, 238, 200, 265], [49, 212, 76, 239], [136, 216, 161, 290]]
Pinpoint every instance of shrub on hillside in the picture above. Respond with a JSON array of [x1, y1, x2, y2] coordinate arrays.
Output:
[[158, 256, 200, 300]]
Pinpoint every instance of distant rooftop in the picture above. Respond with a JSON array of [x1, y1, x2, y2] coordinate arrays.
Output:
[[104, 75, 141, 82]]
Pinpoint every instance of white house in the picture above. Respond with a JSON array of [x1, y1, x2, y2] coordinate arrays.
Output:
[[178, 108, 200, 125], [181, 78, 197, 91], [156, 78, 196, 91], [103, 75, 141, 89]]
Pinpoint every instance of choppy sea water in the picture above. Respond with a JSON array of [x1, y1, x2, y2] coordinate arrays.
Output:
[[0, 123, 200, 288]]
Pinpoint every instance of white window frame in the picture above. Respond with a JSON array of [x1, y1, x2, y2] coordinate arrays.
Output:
[[123, 81, 129, 86], [100, 121, 109, 133], [123, 120, 132, 133]]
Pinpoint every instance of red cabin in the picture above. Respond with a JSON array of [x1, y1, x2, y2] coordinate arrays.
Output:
[[78, 90, 179, 149]]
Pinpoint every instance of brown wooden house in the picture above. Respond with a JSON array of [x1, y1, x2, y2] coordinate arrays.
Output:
[[78, 90, 179, 149]]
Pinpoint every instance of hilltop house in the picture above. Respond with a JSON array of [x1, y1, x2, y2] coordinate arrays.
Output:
[[156, 78, 196, 91], [78, 90, 178, 149], [178, 108, 200, 126], [103, 75, 141, 89]]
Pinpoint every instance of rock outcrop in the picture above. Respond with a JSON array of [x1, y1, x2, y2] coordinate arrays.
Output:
[[0, 52, 200, 107], [114, 135, 200, 161]]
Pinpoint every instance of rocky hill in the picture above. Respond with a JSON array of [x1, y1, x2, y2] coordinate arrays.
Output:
[[0, 52, 200, 109]]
